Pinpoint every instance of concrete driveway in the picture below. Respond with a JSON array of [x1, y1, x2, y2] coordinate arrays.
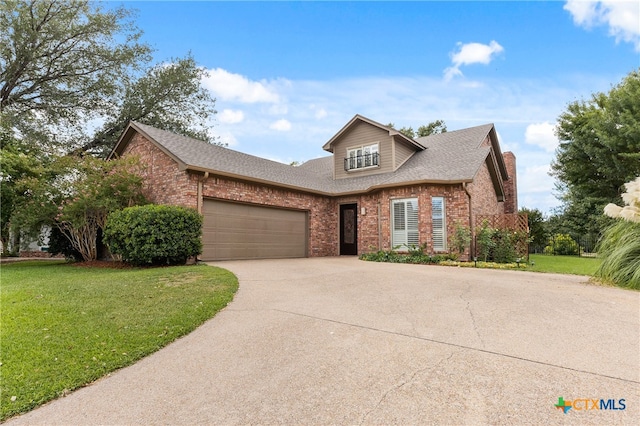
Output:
[[8, 257, 639, 425]]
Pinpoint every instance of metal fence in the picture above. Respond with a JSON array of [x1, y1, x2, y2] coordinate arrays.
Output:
[[531, 235, 599, 257]]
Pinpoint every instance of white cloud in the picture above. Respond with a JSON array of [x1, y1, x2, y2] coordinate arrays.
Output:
[[313, 106, 328, 119], [268, 104, 289, 115], [269, 119, 292, 131], [565, 0, 640, 51], [525, 122, 559, 153], [209, 70, 616, 214], [444, 40, 504, 81], [520, 164, 555, 194], [202, 68, 281, 103], [218, 109, 244, 124]]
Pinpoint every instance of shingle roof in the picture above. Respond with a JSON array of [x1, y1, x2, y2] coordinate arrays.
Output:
[[112, 120, 499, 196]]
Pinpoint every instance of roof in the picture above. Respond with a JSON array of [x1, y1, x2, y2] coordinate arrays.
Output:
[[110, 119, 506, 197]]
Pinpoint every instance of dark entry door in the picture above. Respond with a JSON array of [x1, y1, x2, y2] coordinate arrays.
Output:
[[340, 204, 358, 255]]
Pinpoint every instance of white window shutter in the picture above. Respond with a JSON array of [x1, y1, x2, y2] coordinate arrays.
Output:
[[392, 198, 419, 249], [432, 197, 446, 251]]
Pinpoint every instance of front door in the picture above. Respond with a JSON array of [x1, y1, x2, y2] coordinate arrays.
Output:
[[340, 204, 358, 255]]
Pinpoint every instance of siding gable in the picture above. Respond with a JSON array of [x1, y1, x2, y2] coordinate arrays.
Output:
[[332, 121, 393, 179], [393, 137, 416, 169]]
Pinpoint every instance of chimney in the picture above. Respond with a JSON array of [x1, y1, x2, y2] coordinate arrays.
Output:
[[502, 152, 517, 213]]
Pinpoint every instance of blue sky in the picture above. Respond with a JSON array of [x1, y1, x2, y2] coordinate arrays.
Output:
[[121, 1, 639, 214]]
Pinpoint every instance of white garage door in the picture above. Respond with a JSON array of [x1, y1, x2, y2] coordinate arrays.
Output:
[[201, 200, 308, 261]]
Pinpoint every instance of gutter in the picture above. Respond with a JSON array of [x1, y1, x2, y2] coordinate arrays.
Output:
[[186, 165, 473, 198]]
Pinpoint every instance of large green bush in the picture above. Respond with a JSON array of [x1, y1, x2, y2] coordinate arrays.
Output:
[[543, 234, 580, 255], [104, 205, 202, 266], [476, 222, 523, 263]]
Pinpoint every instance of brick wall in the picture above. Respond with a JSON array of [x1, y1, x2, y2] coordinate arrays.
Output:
[[502, 152, 518, 214], [121, 131, 492, 260], [467, 159, 504, 218], [122, 133, 198, 208], [201, 175, 337, 257], [363, 184, 471, 258]]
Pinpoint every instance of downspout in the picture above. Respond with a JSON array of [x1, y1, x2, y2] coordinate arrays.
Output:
[[463, 182, 474, 259], [196, 172, 209, 263], [197, 172, 210, 214], [377, 200, 382, 251]]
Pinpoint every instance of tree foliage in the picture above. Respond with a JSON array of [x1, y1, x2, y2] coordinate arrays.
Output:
[[0, 0, 151, 150], [1, 0, 217, 155], [80, 55, 217, 156], [11, 155, 147, 260], [1, 0, 217, 250], [387, 120, 447, 139], [0, 122, 48, 247], [551, 69, 640, 235], [519, 207, 547, 253]]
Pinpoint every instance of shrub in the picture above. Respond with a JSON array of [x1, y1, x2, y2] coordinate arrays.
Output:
[[476, 222, 521, 263], [544, 234, 580, 255], [451, 222, 471, 257], [476, 222, 496, 262], [491, 229, 518, 263], [104, 205, 202, 266], [594, 221, 640, 289], [596, 177, 640, 289]]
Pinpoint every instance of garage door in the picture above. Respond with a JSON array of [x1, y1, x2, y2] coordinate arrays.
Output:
[[201, 200, 308, 261]]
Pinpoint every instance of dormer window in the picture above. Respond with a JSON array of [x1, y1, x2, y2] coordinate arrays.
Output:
[[344, 143, 379, 171]]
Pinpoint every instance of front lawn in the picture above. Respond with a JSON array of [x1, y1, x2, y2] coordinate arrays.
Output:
[[0, 261, 238, 421], [527, 254, 602, 276]]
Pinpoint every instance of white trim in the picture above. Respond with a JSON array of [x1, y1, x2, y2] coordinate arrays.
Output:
[[391, 198, 419, 250], [432, 196, 446, 252]]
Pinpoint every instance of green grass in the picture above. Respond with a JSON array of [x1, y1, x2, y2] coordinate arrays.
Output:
[[0, 261, 238, 421], [527, 254, 602, 276]]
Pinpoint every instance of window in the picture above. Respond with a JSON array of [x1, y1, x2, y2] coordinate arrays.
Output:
[[432, 197, 446, 251], [391, 198, 419, 249], [345, 143, 379, 171]]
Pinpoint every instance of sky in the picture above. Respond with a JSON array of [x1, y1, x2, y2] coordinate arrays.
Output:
[[119, 0, 639, 214]]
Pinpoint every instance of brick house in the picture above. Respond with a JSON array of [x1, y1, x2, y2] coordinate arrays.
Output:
[[109, 114, 517, 261]]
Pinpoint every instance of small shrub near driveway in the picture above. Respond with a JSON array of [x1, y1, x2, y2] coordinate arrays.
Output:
[[104, 205, 202, 266], [1, 260, 238, 421]]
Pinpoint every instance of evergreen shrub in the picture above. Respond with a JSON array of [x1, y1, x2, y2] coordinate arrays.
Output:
[[104, 205, 202, 266]]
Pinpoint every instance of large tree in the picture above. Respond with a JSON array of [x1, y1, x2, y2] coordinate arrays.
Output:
[[80, 55, 217, 157], [1, 0, 217, 155], [1, 0, 218, 249], [551, 69, 640, 236], [0, 0, 151, 150]]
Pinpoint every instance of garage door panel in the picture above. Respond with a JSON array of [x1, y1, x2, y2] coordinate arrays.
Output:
[[202, 200, 308, 261]]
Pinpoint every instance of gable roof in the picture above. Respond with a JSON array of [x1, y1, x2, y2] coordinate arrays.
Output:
[[110, 119, 506, 197], [322, 114, 426, 152]]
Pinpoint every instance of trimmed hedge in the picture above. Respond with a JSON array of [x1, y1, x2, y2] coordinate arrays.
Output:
[[104, 205, 202, 266]]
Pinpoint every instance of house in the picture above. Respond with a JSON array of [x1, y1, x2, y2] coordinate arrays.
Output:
[[109, 114, 517, 261]]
